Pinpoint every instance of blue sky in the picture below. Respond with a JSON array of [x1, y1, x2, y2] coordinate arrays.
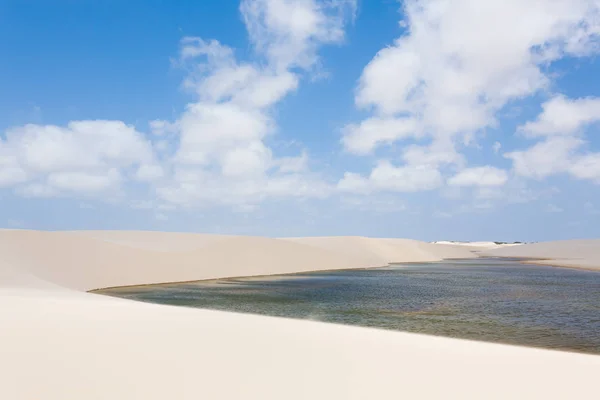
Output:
[[1, 0, 600, 242]]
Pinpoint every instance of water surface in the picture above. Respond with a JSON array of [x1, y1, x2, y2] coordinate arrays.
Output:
[[99, 259, 600, 354]]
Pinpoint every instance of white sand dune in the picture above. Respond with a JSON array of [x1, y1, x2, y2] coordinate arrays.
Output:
[[0, 230, 383, 291], [283, 236, 477, 264], [483, 239, 600, 270], [1, 230, 599, 399], [433, 240, 523, 249]]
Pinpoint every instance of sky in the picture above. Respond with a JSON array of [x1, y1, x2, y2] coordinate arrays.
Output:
[[1, 0, 600, 242]]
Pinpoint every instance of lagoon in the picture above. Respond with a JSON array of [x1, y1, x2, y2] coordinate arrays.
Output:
[[99, 259, 600, 354]]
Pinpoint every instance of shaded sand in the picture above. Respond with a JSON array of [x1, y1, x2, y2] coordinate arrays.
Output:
[[484, 239, 600, 270], [1, 230, 599, 399]]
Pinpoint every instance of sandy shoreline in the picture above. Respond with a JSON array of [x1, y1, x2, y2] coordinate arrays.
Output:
[[482, 240, 600, 271], [524, 259, 600, 272], [1, 230, 599, 399], [93, 257, 600, 294], [88, 265, 388, 292]]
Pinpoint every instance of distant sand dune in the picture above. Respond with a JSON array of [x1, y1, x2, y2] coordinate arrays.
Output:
[[283, 236, 477, 265], [1, 230, 599, 399], [483, 239, 600, 270]]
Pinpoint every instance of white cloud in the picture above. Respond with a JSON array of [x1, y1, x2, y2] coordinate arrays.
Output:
[[370, 162, 442, 192], [220, 142, 272, 178], [157, 171, 331, 206], [338, 161, 442, 193], [401, 142, 464, 167], [352, 0, 600, 133], [337, 172, 370, 194], [274, 151, 308, 173], [0, 166, 28, 188], [135, 164, 165, 182], [448, 166, 508, 187], [0, 120, 153, 196], [474, 180, 545, 204], [149, 120, 178, 136], [505, 136, 583, 179], [240, 0, 355, 70], [47, 169, 121, 193], [3, 0, 600, 214], [0, 1, 354, 208], [342, 117, 418, 155], [509, 144, 600, 183], [569, 153, 600, 182], [519, 95, 600, 137], [17, 183, 58, 198], [153, 0, 354, 207], [340, 0, 600, 195], [179, 38, 299, 109], [508, 95, 600, 183], [174, 101, 273, 166]]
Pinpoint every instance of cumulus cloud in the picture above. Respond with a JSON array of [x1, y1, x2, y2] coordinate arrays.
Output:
[[135, 164, 165, 182], [507, 96, 600, 183], [0, 0, 355, 208], [353, 0, 600, 129], [448, 166, 508, 187], [568, 153, 600, 182], [152, 0, 355, 207], [0, 121, 153, 196], [0, 166, 28, 188], [519, 95, 600, 137], [341, 117, 419, 155], [338, 161, 442, 193], [339, 0, 600, 195], [505, 136, 583, 179], [241, 0, 356, 70], [2, 0, 600, 213]]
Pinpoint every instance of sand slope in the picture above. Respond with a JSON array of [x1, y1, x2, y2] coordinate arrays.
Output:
[[283, 236, 477, 264], [484, 239, 600, 270], [0, 230, 384, 291], [2, 288, 599, 400], [1, 230, 599, 399], [0, 230, 479, 291]]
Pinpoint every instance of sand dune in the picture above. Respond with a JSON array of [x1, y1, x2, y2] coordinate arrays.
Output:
[[1, 230, 599, 399], [433, 240, 522, 249], [484, 239, 600, 270], [0, 230, 478, 291], [0, 230, 382, 291], [75, 229, 231, 251], [283, 236, 477, 264]]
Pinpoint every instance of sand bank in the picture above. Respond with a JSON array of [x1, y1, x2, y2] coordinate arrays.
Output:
[[1, 230, 599, 399], [483, 239, 600, 270]]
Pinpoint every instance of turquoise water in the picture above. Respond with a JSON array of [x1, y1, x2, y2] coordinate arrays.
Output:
[[99, 259, 600, 354]]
